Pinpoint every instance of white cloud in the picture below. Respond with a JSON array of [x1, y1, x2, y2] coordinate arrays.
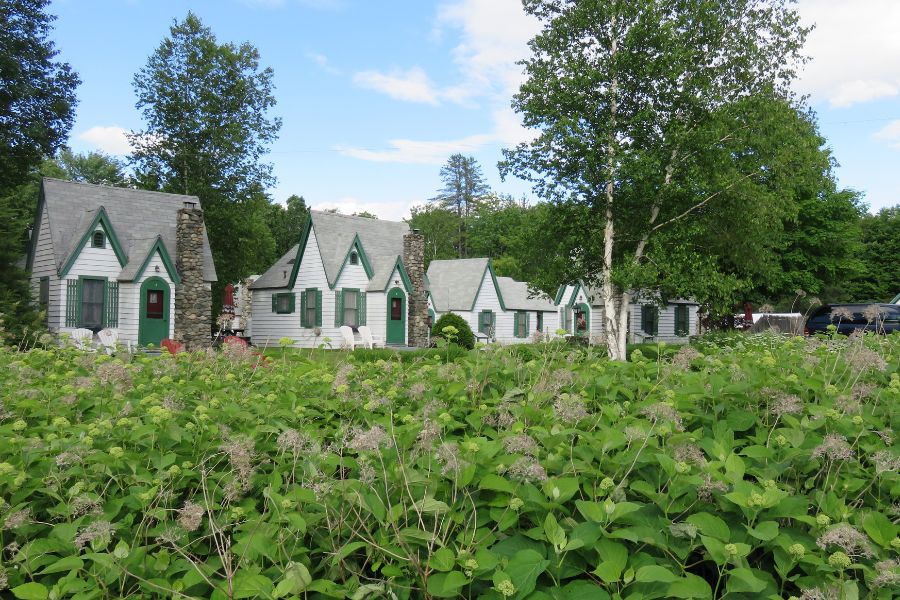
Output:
[[353, 67, 441, 105], [308, 52, 338, 74], [874, 120, 900, 149], [796, 0, 900, 107], [77, 125, 133, 155], [336, 133, 495, 165], [313, 197, 415, 221]]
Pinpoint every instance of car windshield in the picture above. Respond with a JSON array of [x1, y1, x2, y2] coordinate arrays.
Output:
[[891, 293, 900, 305]]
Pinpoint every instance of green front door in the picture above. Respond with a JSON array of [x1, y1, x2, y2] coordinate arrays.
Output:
[[575, 303, 590, 337], [139, 277, 170, 347], [386, 287, 406, 344]]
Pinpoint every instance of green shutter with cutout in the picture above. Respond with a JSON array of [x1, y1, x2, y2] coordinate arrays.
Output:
[[104, 281, 119, 328], [289, 293, 296, 313], [359, 292, 366, 326], [66, 279, 78, 327], [315, 289, 323, 326], [513, 312, 520, 337], [525, 312, 530, 335], [335, 290, 343, 326], [300, 291, 308, 327], [271, 294, 277, 313]]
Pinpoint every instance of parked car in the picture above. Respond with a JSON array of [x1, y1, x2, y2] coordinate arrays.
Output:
[[804, 303, 900, 335]]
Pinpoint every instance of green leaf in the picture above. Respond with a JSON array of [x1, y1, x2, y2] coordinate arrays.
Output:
[[11, 583, 49, 600], [635, 565, 679, 583], [667, 574, 714, 598], [726, 410, 756, 431], [273, 562, 313, 598], [862, 511, 896, 547], [746, 520, 779, 541], [426, 571, 468, 598], [592, 539, 628, 584], [724, 453, 745, 483], [38, 555, 84, 574], [686, 512, 730, 541], [506, 549, 549, 599], [551, 581, 611, 600], [232, 574, 274, 599], [415, 497, 450, 514], [332, 541, 368, 565], [575, 500, 605, 522], [726, 568, 766, 593], [544, 513, 567, 550], [429, 547, 456, 572], [480, 474, 514, 494]]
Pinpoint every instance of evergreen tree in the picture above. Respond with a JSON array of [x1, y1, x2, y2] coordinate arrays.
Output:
[[430, 154, 490, 257]]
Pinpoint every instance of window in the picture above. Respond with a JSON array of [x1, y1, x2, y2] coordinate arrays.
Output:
[[39, 277, 49, 321], [675, 305, 690, 336], [641, 305, 659, 336], [391, 297, 402, 321], [515, 311, 528, 338], [349, 251, 359, 266], [146, 290, 164, 319], [80, 278, 105, 330], [272, 293, 295, 314], [301, 288, 320, 327], [91, 230, 105, 248], [575, 306, 587, 333], [479, 310, 494, 336], [343, 289, 358, 326], [536, 312, 543, 333]]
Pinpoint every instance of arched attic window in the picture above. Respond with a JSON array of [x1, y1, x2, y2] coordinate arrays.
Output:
[[92, 230, 105, 248], [349, 251, 359, 265]]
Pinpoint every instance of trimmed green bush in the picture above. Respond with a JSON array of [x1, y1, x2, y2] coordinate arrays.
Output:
[[432, 311, 475, 349]]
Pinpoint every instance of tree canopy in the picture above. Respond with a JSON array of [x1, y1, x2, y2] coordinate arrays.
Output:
[[129, 12, 282, 311], [430, 154, 491, 257], [501, 0, 810, 358]]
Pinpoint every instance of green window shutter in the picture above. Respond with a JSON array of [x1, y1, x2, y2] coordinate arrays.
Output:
[[315, 290, 323, 326], [288, 293, 296, 313], [525, 312, 530, 334], [300, 291, 308, 327], [675, 305, 688, 336], [513, 312, 520, 337], [358, 291, 367, 326], [271, 294, 277, 313], [335, 290, 343, 327], [66, 279, 78, 327], [104, 281, 119, 328]]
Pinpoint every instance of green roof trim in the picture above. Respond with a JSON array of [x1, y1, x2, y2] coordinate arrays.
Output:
[[58, 206, 128, 278], [385, 257, 413, 293], [566, 281, 583, 307], [332, 233, 374, 287], [554, 284, 566, 305], [469, 259, 507, 312], [131, 236, 182, 284], [286, 218, 314, 290]]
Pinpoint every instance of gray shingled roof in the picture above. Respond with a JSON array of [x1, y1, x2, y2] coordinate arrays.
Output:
[[496, 277, 555, 311], [37, 178, 216, 281], [252, 211, 409, 290], [426, 258, 491, 312]]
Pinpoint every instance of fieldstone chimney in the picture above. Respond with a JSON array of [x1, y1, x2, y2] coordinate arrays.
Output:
[[403, 229, 428, 347], [174, 202, 212, 350]]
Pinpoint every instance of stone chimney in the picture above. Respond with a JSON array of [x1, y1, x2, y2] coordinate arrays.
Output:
[[403, 229, 428, 347], [174, 202, 212, 350]]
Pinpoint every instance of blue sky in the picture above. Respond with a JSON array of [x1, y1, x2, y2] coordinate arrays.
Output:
[[52, 0, 900, 219]]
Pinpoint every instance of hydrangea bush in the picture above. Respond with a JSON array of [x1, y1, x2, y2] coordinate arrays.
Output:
[[0, 332, 897, 599]]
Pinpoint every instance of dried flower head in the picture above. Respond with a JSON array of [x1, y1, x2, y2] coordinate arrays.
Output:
[[846, 346, 887, 373], [408, 382, 427, 400], [3, 508, 31, 530], [348, 425, 387, 452], [811, 434, 853, 461], [624, 425, 649, 443], [816, 523, 873, 559], [277, 429, 312, 455], [640, 402, 684, 431], [507, 457, 547, 483], [71, 495, 102, 518], [435, 442, 462, 476], [672, 442, 707, 467], [872, 559, 900, 589], [416, 420, 441, 448], [771, 394, 803, 417], [553, 394, 588, 424], [670, 346, 701, 370], [74, 520, 115, 550], [95, 361, 131, 388], [871, 450, 900, 475], [862, 304, 881, 323], [830, 307, 854, 321], [798, 586, 841, 600], [177, 501, 205, 532], [697, 475, 729, 503], [503, 434, 539, 456]]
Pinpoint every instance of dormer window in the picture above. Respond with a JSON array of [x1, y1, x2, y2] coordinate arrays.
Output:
[[92, 231, 105, 248], [349, 251, 359, 266]]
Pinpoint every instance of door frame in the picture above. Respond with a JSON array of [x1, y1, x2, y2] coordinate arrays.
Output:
[[386, 287, 406, 345], [139, 276, 171, 347], [575, 302, 590, 337]]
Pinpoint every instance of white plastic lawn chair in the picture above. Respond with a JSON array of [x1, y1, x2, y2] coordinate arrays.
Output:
[[357, 325, 384, 349], [339, 325, 356, 350], [97, 328, 119, 354], [70, 328, 96, 351]]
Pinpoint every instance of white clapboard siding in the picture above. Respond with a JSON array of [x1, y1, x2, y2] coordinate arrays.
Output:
[[629, 302, 698, 343], [470, 268, 508, 343], [29, 205, 62, 329]]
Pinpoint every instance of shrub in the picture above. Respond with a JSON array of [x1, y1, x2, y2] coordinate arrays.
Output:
[[432, 312, 475, 349]]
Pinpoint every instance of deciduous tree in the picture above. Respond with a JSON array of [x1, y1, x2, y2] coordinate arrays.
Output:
[[502, 0, 809, 359]]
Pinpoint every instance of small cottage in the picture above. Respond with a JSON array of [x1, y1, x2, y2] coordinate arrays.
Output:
[[249, 211, 429, 348], [495, 276, 558, 342], [27, 178, 217, 349], [426, 258, 506, 342], [555, 280, 699, 343]]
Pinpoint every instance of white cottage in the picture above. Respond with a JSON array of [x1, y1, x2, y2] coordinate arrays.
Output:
[[26, 178, 217, 349], [426, 258, 506, 342], [249, 211, 427, 348], [495, 277, 558, 342], [555, 280, 699, 343]]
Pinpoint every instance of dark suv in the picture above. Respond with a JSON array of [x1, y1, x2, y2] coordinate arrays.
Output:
[[805, 304, 900, 335]]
